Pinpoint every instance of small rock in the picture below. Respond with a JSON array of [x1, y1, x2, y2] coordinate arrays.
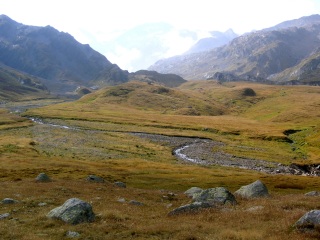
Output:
[[246, 206, 264, 212], [295, 210, 320, 230], [168, 202, 215, 216], [305, 191, 320, 196], [114, 181, 126, 188], [234, 180, 269, 198], [86, 175, 105, 183], [129, 200, 144, 206], [1, 198, 18, 204], [117, 198, 126, 203], [35, 173, 51, 182], [47, 198, 95, 225], [0, 213, 10, 220], [66, 231, 81, 238], [184, 187, 203, 198], [38, 202, 47, 207]]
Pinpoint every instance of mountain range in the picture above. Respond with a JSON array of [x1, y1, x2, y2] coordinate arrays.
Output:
[[1, 14, 320, 101], [149, 14, 320, 85]]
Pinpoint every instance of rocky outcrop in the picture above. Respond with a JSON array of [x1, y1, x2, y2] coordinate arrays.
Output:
[[47, 198, 95, 225], [234, 180, 269, 198]]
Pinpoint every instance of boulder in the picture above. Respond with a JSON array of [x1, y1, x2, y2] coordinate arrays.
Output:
[[168, 202, 215, 216], [305, 191, 320, 196], [234, 180, 269, 198], [184, 187, 203, 198], [295, 210, 320, 230], [1, 198, 18, 204], [114, 181, 126, 188], [66, 231, 81, 238], [129, 200, 144, 206], [192, 187, 236, 205], [35, 173, 51, 182], [86, 175, 105, 183], [47, 198, 95, 225], [0, 213, 10, 220]]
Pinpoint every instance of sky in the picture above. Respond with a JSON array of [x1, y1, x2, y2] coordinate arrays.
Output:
[[1, 0, 320, 71]]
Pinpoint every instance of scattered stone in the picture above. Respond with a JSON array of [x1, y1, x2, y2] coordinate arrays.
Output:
[[117, 198, 126, 203], [234, 180, 269, 198], [305, 191, 320, 196], [1, 198, 18, 204], [47, 198, 95, 225], [162, 192, 177, 201], [184, 187, 203, 198], [38, 202, 47, 207], [86, 175, 105, 183], [294, 210, 320, 230], [66, 231, 81, 238], [168, 202, 215, 216], [0, 213, 10, 220], [192, 187, 237, 205], [35, 173, 51, 182], [246, 206, 264, 212], [114, 181, 126, 188], [129, 200, 144, 206]]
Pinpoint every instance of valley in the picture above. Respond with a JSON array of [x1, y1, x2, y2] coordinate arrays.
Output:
[[1, 12, 320, 240], [1, 81, 320, 239]]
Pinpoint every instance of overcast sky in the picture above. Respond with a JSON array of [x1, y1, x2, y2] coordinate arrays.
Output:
[[1, 0, 320, 71]]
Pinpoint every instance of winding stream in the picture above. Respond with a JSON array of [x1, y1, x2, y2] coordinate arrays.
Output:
[[13, 114, 320, 176]]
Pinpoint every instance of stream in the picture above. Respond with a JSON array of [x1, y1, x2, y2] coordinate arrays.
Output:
[[2, 102, 319, 176]]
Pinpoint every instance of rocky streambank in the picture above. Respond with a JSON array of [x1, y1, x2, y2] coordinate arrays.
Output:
[[131, 133, 320, 176]]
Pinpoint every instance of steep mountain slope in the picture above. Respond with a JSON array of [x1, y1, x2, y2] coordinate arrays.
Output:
[[0, 15, 128, 94], [149, 15, 320, 84], [0, 63, 48, 101], [185, 29, 238, 54], [268, 49, 320, 85]]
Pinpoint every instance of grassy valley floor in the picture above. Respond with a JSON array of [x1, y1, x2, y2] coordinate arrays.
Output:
[[1, 81, 320, 239]]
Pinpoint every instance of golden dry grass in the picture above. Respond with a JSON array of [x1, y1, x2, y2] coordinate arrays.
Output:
[[1, 81, 320, 239]]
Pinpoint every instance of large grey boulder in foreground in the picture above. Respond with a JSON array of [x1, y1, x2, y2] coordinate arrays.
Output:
[[234, 180, 269, 198], [295, 210, 320, 230], [47, 198, 95, 225], [192, 187, 237, 205]]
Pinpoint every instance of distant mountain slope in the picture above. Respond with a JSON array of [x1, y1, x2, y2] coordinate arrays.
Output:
[[0, 63, 48, 101], [268, 49, 320, 85], [0, 15, 128, 94], [185, 29, 238, 54], [129, 70, 186, 87], [149, 15, 320, 84]]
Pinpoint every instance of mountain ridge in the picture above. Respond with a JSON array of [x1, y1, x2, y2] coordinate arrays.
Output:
[[148, 14, 320, 85]]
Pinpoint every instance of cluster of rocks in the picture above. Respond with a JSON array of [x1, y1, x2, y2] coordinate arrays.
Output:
[[169, 180, 268, 216], [1, 173, 320, 236], [170, 180, 320, 234]]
